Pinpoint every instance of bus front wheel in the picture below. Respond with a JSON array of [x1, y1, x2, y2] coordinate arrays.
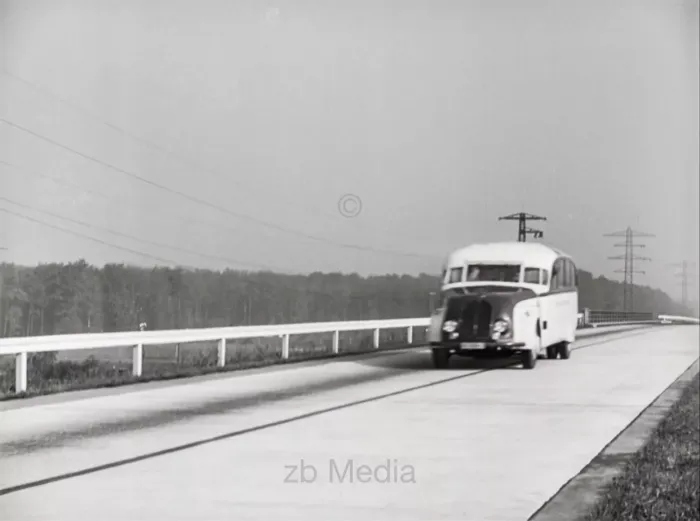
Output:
[[432, 348, 450, 369], [521, 349, 537, 369]]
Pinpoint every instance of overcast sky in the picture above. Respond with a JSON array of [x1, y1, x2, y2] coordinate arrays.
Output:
[[0, 0, 698, 301]]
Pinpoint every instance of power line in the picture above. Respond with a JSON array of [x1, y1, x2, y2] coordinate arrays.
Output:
[[0, 204, 313, 298], [0, 167, 441, 305], [0, 116, 438, 260], [0, 158, 252, 240], [0, 206, 183, 267], [0, 160, 306, 272], [604, 227, 654, 312], [0, 70, 433, 251], [0, 195, 294, 273], [498, 212, 546, 242], [0, 203, 417, 308], [0, 70, 374, 229], [1, 160, 442, 281]]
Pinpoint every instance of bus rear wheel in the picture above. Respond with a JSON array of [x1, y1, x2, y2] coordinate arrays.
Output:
[[557, 341, 571, 360]]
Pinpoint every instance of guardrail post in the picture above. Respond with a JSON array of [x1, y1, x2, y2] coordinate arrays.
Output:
[[332, 331, 339, 354], [373, 328, 380, 349], [15, 352, 27, 394], [217, 338, 226, 367], [407, 326, 413, 344], [132, 344, 143, 377], [281, 334, 290, 360]]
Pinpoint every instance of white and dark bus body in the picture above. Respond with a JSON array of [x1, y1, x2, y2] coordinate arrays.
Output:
[[428, 242, 579, 370]]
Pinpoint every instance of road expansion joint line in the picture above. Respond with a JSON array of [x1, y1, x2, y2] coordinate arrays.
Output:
[[0, 328, 662, 497]]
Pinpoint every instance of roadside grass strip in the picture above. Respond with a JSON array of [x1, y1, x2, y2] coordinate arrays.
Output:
[[584, 373, 699, 521]]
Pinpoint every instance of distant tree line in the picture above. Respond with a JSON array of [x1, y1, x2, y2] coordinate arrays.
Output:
[[0, 260, 691, 338]]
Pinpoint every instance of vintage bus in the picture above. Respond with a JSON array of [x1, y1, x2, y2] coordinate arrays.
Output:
[[427, 242, 579, 369]]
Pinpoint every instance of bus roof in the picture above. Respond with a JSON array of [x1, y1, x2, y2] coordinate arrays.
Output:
[[445, 241, 571, 268]]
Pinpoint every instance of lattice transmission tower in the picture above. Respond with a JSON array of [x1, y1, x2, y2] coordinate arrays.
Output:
[[668, 260, 697, 310], [498, 212, 546, 242], [604, 227, 654, 312]]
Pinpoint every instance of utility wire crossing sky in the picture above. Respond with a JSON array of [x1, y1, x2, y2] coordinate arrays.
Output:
[[0, 0, 698, 302]]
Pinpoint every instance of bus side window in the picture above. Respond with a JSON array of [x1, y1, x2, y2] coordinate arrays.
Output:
[[541, 270, 549, 286], [568, 260, 576, 288], [562, 259, 572, 288], [551, 260, 563, 290], [523, 267, 540, 284]]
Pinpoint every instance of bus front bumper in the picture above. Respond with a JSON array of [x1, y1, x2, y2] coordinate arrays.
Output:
[[429, 340, 527, 355]]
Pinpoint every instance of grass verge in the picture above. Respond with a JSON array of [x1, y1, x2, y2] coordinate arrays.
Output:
[[584, 372, 700, 521]]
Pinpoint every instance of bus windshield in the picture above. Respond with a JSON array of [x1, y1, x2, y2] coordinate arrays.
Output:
[[466, 264, 521, 283]]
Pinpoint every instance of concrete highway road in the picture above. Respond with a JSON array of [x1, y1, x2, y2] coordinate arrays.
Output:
[[0, 325, 697, 520]]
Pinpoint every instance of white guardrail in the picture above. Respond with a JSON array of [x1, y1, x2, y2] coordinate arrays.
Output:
[[0, 310, 697, 393]]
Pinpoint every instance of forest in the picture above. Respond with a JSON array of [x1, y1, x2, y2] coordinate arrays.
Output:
[[0, 259, 692, 396], [0, 259, 691, 338]]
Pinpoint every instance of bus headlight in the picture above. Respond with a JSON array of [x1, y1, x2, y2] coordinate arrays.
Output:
[[492, 318, 510, 339], [442, 320, 458, 333]]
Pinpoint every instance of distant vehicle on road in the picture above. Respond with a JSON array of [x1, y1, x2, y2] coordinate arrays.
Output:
[[427, 242, 579, 369]]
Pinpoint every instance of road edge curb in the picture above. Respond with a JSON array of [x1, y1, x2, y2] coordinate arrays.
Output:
[[528, 356, 700, 521]]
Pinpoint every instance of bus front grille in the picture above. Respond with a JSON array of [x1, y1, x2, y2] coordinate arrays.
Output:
[[458, 300, 492, 340]]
